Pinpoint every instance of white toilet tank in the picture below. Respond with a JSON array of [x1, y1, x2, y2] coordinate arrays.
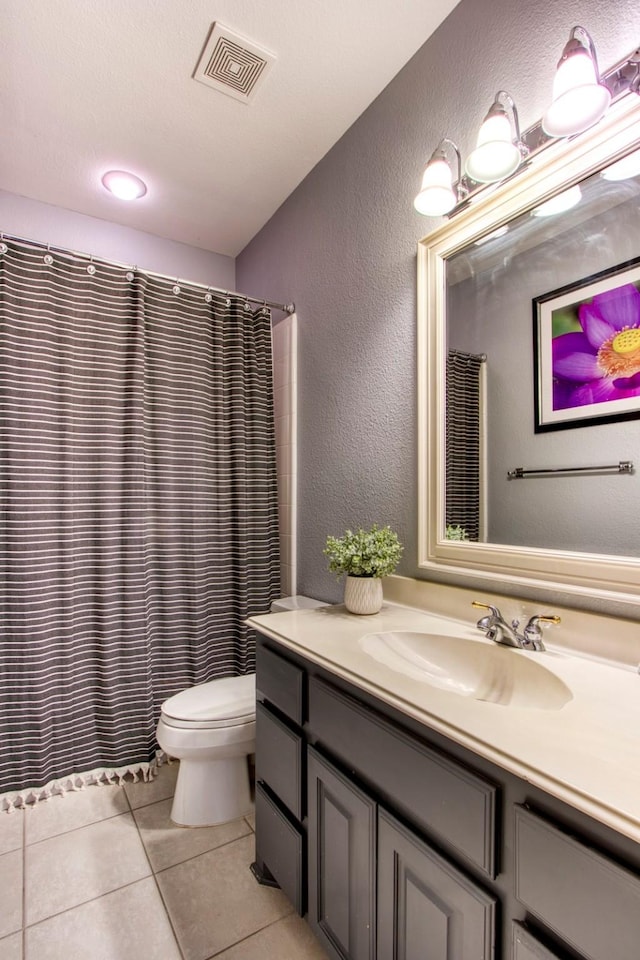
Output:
[[270, 595, 329, 613]]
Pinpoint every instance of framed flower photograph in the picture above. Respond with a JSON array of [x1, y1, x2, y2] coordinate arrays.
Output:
[[533, 257, 640, 432]]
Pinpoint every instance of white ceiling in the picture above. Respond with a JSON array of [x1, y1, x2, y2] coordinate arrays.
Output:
[[2, 0, 460, 258]]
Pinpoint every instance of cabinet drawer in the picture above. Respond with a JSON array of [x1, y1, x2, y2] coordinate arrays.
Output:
[[309, 677, 497, 878], [511, 923, 561, 960], [256, 701, 303, 819], [514, 805, 640, 960], [255, 782, 304, 915], [256, 643, 304, 725]]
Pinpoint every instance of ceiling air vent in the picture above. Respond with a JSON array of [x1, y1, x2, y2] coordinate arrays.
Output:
[[193, 23, 275, 104]]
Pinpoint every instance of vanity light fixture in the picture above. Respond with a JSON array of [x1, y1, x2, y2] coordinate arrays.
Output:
[[101, 170, 148, 201], [465, 92, 525, 184], [414, 139, 465, 216], [414, 28, 640, 219], [542, 26, 611, 138], [531, 184, 582, 217]]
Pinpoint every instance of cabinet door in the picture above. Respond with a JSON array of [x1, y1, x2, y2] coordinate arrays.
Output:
[[511, 922, 562, 960], [307, 746, 376, 960], [377, 808, 496, 960]]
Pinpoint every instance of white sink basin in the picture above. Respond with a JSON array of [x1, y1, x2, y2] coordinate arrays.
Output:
[[359, 631, 572, 710]]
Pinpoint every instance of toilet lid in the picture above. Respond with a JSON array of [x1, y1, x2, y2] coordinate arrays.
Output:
[[161, 673, 255, 725]]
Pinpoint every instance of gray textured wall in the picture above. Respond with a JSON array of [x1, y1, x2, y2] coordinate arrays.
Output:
[[236, 0, 639, 614], [0, 190, 235, 290]]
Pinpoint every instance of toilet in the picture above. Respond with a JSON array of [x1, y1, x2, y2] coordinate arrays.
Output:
[[157, 595, 328, 827], [156, 674, 256, 827]]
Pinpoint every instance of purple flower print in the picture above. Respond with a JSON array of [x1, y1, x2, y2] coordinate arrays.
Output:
[[552, 283, 640, 409]]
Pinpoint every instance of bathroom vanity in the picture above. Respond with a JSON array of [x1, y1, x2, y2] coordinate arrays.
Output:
[[248, 602, 640, 960]]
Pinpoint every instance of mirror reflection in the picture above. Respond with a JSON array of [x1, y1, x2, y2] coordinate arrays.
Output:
[[445, 148, 640, 557]]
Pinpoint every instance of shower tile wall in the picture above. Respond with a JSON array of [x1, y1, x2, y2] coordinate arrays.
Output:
[[272, 314, 297, 596]]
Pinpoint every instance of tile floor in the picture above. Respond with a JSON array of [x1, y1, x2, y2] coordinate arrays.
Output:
[[0, 764, 328, 960]]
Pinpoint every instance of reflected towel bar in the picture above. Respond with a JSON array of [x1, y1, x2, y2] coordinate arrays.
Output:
[[507, 461, 634, 480]]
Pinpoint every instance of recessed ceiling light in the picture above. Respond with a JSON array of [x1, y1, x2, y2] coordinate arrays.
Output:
[[101, 170, 147, 201]]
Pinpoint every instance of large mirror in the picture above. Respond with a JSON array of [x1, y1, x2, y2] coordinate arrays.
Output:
[[418, 95, 640, 606]]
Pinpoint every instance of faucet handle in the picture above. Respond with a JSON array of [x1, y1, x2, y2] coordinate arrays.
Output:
[[472, 601, 502, 632], [472, 601, 501, 617], [522, 614, 561, 651], [526, 614, 561, 628]]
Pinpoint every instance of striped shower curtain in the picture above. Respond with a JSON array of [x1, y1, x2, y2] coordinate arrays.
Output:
[[0, 237, 280, 804], [445, 349, 485, 542]]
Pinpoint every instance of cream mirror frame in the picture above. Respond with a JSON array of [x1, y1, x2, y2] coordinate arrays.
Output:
[[417, 95, 640, 608]]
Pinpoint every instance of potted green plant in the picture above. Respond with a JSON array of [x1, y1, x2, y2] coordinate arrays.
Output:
[[445, 523, 469, 541], [324, 524, 403, 615]]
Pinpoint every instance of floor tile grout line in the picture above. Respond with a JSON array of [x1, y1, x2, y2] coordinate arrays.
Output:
[[23, 804, 132, 849], [203, 907, 297, 960], [22, 806, 26, 959], [122, 767, 180, 812], [151, 827, 254, 878], [128, 784, 187, 960], [22, 872, 157, 934], [148, 871, 187, 960]]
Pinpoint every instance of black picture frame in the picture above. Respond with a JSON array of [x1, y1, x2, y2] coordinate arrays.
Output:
[[533, 255, 640, 432]]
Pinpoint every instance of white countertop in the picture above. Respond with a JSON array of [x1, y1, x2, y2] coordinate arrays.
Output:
[[248, 601, 640, 844]]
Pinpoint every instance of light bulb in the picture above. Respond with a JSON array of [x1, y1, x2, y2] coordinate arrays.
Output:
[[466, 112, 521, 183], [101, 170, 148, 201], [543, 40, 610, 137], [466, 93, 522, 184], [414, 158, 457, 216]]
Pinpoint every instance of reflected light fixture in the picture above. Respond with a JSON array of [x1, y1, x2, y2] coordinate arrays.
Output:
[[542, 26, 611, 137], [601, 148, 640, 180], [465, 91, 524, 183], [101, 170, 148, 201], [414, 139, 463, 217], [474, 225, 509, 246], [531, 184, 582, 217]]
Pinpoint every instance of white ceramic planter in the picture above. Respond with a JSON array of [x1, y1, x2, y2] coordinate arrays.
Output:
[[344, 576, 383, 615]]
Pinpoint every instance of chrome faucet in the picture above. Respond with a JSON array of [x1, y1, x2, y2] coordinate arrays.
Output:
[[472, 601, 560, 652]]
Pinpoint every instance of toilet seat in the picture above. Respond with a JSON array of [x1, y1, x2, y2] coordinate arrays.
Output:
[[160, 674, 255, 730]]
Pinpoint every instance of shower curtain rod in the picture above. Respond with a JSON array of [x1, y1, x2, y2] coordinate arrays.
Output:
[[0, 231, 296, 315]]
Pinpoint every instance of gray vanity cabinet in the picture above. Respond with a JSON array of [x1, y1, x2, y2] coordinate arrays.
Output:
[[253, 633, 640, 960], [307, 746, 376, 960]]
